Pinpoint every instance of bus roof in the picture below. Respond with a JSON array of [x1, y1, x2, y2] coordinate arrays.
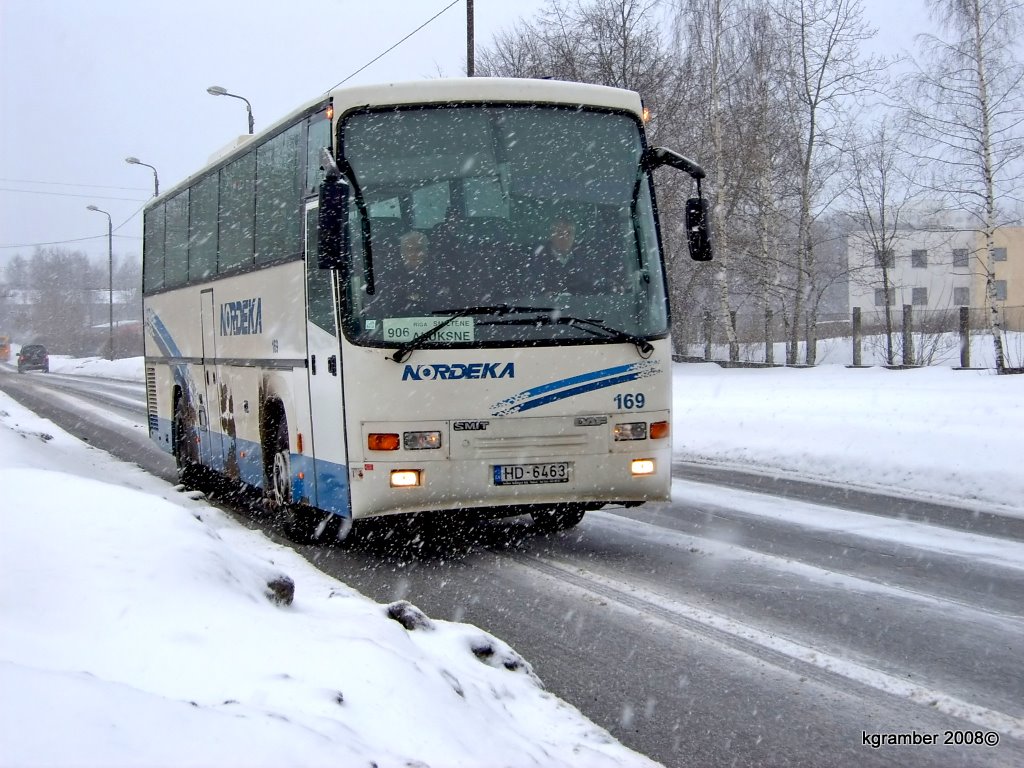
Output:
[[329, 77, 643, 117], [149, 78, 644, 208]]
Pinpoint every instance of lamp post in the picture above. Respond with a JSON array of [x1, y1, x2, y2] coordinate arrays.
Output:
[[125, 156, 159, 196], [206, 85, 254, 134], [86, 205, 114, 361]]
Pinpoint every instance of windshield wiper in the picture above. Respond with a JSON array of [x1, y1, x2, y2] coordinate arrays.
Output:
[[480, 313, 654, 357], [388, 305, 554, 363]]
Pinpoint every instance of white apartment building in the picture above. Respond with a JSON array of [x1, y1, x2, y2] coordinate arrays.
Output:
[[847, 227, 979, 322]]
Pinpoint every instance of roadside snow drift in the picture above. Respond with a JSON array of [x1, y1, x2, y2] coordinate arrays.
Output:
[[0, 396, 659, 768]]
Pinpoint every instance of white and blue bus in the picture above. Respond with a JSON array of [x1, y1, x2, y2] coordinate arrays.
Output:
[[142, 77, 712, 542]]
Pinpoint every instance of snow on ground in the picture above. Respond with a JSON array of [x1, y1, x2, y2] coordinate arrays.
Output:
[[0, 390, 658, 768], [673, 363, 1024, 515], [1, 346, 1021, 766]]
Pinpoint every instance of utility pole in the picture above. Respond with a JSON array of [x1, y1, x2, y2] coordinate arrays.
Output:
[[466, 0, 475, 76]]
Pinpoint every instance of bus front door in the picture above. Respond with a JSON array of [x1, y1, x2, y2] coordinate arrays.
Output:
[[302, 200, 350, 516]]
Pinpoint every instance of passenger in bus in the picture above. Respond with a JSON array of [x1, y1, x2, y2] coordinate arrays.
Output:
[[529, 211, 606, 295]]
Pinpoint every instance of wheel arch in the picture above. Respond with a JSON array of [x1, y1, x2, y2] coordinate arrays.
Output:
[[170, 383, 184, 454], [258, 382, 289, 482]]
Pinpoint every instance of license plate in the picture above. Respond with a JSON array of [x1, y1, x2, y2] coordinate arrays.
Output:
[[493, 462, 572, 485]]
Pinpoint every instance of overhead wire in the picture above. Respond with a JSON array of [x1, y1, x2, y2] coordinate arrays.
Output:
[[325, 0, 460, 92], [0, 205, 145, 251], [0, 233, 141, 251], [0, 187, 148, 203], [6, 1, 462, 253], [0, 177, 150, 192], [0, 171, 152, 249]]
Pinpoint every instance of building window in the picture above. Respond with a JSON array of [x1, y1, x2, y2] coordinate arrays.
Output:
[[994, 280, 1007, 301], [874, 287, 895, 306], [952, 248, 969, 268], [953, 287, 970, 306], [992, 247, 1007, 262], [911, 249, 928, 268], [874, 248, 894, 268], [912, 287, 928, 306]]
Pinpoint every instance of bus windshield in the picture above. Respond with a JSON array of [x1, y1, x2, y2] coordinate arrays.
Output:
[[338, 104, 668, 349]]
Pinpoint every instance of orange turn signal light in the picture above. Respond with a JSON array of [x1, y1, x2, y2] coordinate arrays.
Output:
[[650, 421, 670, 440], [368, 433, 400, 451]]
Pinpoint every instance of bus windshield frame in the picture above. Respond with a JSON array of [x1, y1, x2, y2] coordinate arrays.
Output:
[[336, 103, 670, 351]]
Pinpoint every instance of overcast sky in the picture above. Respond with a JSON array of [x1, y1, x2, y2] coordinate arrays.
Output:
[[1, 0, 929, 270]]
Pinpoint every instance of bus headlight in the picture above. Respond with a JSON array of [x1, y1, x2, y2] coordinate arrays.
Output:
[[403, 430, 442, 450], [614, 421, 647, 441], [631, 459, 656, 476], [390, 470, 422, 488]]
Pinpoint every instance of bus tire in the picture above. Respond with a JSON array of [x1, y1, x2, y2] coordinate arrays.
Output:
[[173, 393, 201, 488], [531, 505, 586, 532], [264, 415, 325, 544]]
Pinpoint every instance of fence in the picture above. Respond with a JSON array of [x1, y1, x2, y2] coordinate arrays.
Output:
[[678, 305, 1024, 370]]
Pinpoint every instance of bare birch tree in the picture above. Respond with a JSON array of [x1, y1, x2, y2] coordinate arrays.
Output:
[[842, 117, 922, 364], [774, 0, 885, 364], [904, 0, 1024, 371], [670, 0, 748, 358], [734, 2, 801, 363]]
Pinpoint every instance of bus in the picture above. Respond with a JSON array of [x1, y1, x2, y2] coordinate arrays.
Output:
[[142, 77, 712, 543]]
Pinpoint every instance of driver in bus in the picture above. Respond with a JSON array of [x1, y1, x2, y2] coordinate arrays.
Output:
[[530, 208, 604, 295], [529, 205, 633, 297], [394, 230, 450, 308]]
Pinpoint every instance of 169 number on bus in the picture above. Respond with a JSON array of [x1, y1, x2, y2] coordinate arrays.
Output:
[[614, 393, 646, 409]]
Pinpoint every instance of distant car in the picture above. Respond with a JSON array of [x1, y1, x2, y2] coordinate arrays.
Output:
[[17, 344, 49, 373], [0, 335, 10, 362]]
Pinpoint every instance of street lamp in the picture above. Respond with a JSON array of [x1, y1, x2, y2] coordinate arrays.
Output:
[[206, 85, 254, 134], [86, 205, 114, 361], [125, 156, 159, 196]]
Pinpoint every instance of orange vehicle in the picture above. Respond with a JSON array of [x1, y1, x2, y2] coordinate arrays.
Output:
[[0, 335, 10, 363]]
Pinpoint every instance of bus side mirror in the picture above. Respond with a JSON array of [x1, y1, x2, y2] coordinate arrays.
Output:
[[685, 197, 713, 262], [318, 175, 350, 270]]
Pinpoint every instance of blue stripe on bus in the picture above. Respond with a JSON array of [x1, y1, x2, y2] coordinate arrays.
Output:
[[147, 311, 351, 517], [145, 308, 194, 399], [145, 308, 184, 359], [491, 360, 661, 415], [496, 373, 645, 414], [155, 415, 352, 518]]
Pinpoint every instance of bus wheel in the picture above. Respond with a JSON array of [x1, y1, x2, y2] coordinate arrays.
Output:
[[265, 416, 323, 544], [173, 395, 201, 488], [531, 505, 586, 532]]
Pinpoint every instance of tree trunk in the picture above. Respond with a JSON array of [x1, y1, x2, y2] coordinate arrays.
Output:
[[972, 0, 1006, 372]]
